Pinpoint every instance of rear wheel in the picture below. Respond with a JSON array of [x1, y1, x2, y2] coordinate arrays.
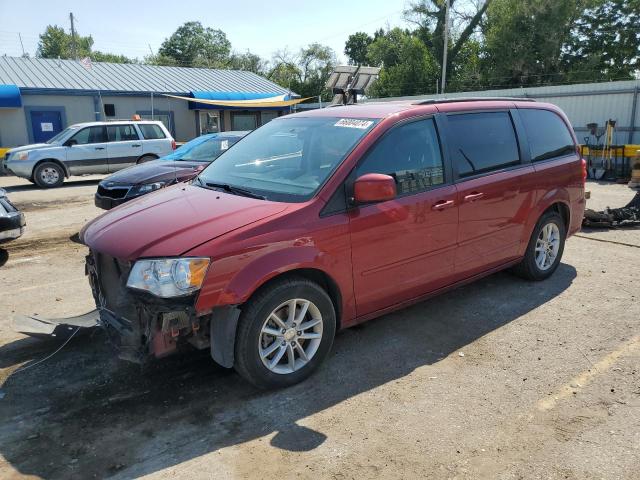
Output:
[[33, 162, 64, 188], [137, 155, 156, 164], [512, 211, 566, 281], [234, 277, 336, 389]]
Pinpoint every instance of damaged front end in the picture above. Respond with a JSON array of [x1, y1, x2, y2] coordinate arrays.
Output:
[[85, 251, 211, 363]]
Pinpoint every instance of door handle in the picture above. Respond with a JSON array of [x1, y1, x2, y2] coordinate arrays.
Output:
[[464, 192, 484, 202], [132, 144, 141, 147], [432, 199, 455, 210], [94, 147, 105, 150]]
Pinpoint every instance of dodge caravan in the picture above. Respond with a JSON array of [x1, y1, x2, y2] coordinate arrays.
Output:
[[80, 99, 586, 389]]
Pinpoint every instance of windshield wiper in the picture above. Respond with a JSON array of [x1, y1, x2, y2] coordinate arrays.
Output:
[[205, 182, 266, 200]]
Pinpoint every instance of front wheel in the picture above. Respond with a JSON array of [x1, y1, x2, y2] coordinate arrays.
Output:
[[234, 277, 336, 389], [33, 161, 64, 188], [512, 211, 566, 281]]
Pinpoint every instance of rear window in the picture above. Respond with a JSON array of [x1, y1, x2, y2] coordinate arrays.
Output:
[[520, 109, 576, 161], [448, 112, 520, 178], [138, 124, 166, 140]]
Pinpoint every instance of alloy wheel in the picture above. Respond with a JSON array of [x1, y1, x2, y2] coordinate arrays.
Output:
[[535, 223, 560, 271]]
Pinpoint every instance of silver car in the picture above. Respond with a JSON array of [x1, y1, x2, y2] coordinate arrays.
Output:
[[4, 120, 175, 188]]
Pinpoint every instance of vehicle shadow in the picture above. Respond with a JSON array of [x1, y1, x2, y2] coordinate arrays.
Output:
[[0, 248, 7, 267], [2, 178, 103, 193], [0, 264, 577, 479]]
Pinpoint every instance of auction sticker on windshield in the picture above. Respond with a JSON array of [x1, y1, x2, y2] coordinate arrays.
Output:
[[334, 119, 374, 129]]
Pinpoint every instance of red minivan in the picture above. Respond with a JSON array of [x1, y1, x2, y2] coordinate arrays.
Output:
[[81, 98, 586, 388]]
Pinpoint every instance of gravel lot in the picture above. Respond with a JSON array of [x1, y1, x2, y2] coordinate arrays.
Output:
[[0, 176, 638, 480]]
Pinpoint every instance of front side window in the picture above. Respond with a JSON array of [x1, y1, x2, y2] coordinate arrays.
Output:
[[46, 126, 77, 144], [356, 118, 444, 195], [138, 124, 166, 139], [448, 112, 520, 178], [107, 124, 140, 142], [69, 126, 106, 145], [520, 109, 576, 161], [197, 117, 377, 202]]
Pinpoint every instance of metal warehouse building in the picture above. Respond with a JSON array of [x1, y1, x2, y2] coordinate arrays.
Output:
[[0, 56, 293, 149], [368, 80, 640, 144]]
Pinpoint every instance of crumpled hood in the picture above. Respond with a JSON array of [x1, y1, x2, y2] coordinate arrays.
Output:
[[81, 183, 287, 260], [100, 159, 207, 185]]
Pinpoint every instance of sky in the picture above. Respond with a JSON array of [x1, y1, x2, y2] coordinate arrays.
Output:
[[0, 0, 410, 64]]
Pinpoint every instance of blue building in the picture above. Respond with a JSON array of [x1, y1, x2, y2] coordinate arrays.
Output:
[[0, 56, 293, 148]]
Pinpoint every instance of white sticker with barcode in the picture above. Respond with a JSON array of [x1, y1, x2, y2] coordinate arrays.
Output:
[[334, 118, 373, 129]]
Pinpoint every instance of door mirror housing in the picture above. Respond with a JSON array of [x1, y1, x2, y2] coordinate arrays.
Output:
[[64, 139, 78, 147], [353, 173, 397, 204]]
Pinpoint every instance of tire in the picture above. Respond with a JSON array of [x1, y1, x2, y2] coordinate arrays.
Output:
[[33, 161, 64, 188], [137, 155, 157, 164], [234, 277, 336, 389], [512, 211, 566, 281]]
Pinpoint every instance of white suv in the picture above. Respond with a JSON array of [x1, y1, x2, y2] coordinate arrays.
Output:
[[4, 120, 175, 188]]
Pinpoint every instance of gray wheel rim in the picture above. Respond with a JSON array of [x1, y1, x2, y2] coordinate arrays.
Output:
[[535, 223, 560, 271], [259, 298, 323, 375], [40, 167, 60, 185]]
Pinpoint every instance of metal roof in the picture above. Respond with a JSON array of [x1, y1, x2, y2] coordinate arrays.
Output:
[[0, 56, 290, 95]]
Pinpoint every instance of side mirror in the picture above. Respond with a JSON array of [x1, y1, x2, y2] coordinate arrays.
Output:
[[353, 173, 397, 204], [65, 139, 77, 147]]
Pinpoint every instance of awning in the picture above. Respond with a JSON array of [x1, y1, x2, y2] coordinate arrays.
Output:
[[165, 91, 312, 110], [0, 84, 22, 108]]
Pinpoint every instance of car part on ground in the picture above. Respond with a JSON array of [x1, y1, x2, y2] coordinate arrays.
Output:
[[13, 310, 99, 338], [0, 188, 25, 242], [582, 191, 640, 228]]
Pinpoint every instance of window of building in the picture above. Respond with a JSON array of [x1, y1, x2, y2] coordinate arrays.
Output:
[[356, 118, 444, 196], [232, 112, 258, 131], [520, 109, 576, 161], [104, 104, 116, 117], [199, 111, 220, 134], [138, 123, 166, 139], [107, 124, 140, 142], [448, 112, 520, 178], [138, 112, 173, 136], [69, 126, 106, 145], [261, 111, 278, 125]]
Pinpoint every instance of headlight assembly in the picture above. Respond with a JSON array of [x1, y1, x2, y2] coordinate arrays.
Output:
[[128, 182, 166, 197], [12, 151, 29, 161], [126, 257, 210, 298]]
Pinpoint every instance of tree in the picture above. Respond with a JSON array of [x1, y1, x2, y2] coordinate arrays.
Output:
[[366, 28, 439, 97], [344, 32, 373, 65], [37, 25, 92, 59], [268, 44, 336, 99], [157, 21, 231, 67], [229, 51, 268, 75], [563, 0, 640, 82]]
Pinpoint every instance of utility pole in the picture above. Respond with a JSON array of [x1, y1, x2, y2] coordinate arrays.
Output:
[[69, 12, 77, 59], [18, 33, 26, 57], [441, 0, 450, 94]]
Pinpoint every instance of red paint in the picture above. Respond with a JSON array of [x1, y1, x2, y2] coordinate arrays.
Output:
[[82, 100, 585, 330], [353, 173, 397, 203]]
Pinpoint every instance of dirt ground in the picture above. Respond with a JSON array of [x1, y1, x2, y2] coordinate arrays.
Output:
[[0, 176, 638, 480]]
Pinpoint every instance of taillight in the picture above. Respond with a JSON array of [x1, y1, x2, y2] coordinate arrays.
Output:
[[171, 140, 177, 150], [580, 158, 587, 184]]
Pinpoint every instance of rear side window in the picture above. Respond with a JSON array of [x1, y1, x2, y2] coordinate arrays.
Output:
[[356, 118, 444, 195], [520, 109, 575, 161], [448, 112, 520, 178], [107, 124, 140, 142], [138, 124, 166, 139]]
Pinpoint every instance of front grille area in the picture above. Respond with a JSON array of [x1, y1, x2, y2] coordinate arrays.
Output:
[[97, 185, 130, 199]]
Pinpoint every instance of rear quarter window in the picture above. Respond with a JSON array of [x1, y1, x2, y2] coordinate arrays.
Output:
[[138, 124, 166, 140], [520, 109, 576, 161]]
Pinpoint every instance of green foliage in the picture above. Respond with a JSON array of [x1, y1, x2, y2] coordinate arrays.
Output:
[[157, 21, 231, 67], [37, 25, 92, 59], [229, 51, 268, 75], [345, 32, 373, 65]]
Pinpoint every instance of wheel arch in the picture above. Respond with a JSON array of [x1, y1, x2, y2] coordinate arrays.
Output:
[[137, 153, 159, 163], [33, 158, 70, 178]]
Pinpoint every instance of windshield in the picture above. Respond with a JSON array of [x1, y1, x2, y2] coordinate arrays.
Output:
[[46, 126, 78, 144], [179, 136, 241, 161], [196, 117, 377, 202]]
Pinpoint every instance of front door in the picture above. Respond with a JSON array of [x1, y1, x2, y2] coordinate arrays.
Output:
[[446, 111, 533, 277], [106, 124, 143, 172], [348, 118, 458, 317], [30, 110, 63, 143], [65, 125, 109, 174]]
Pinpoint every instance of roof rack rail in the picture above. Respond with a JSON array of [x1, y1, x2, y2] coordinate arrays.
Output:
[[412, 96, 536, 105]]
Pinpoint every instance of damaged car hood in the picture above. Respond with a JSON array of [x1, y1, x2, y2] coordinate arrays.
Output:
[[80, 183, 287, 260]]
